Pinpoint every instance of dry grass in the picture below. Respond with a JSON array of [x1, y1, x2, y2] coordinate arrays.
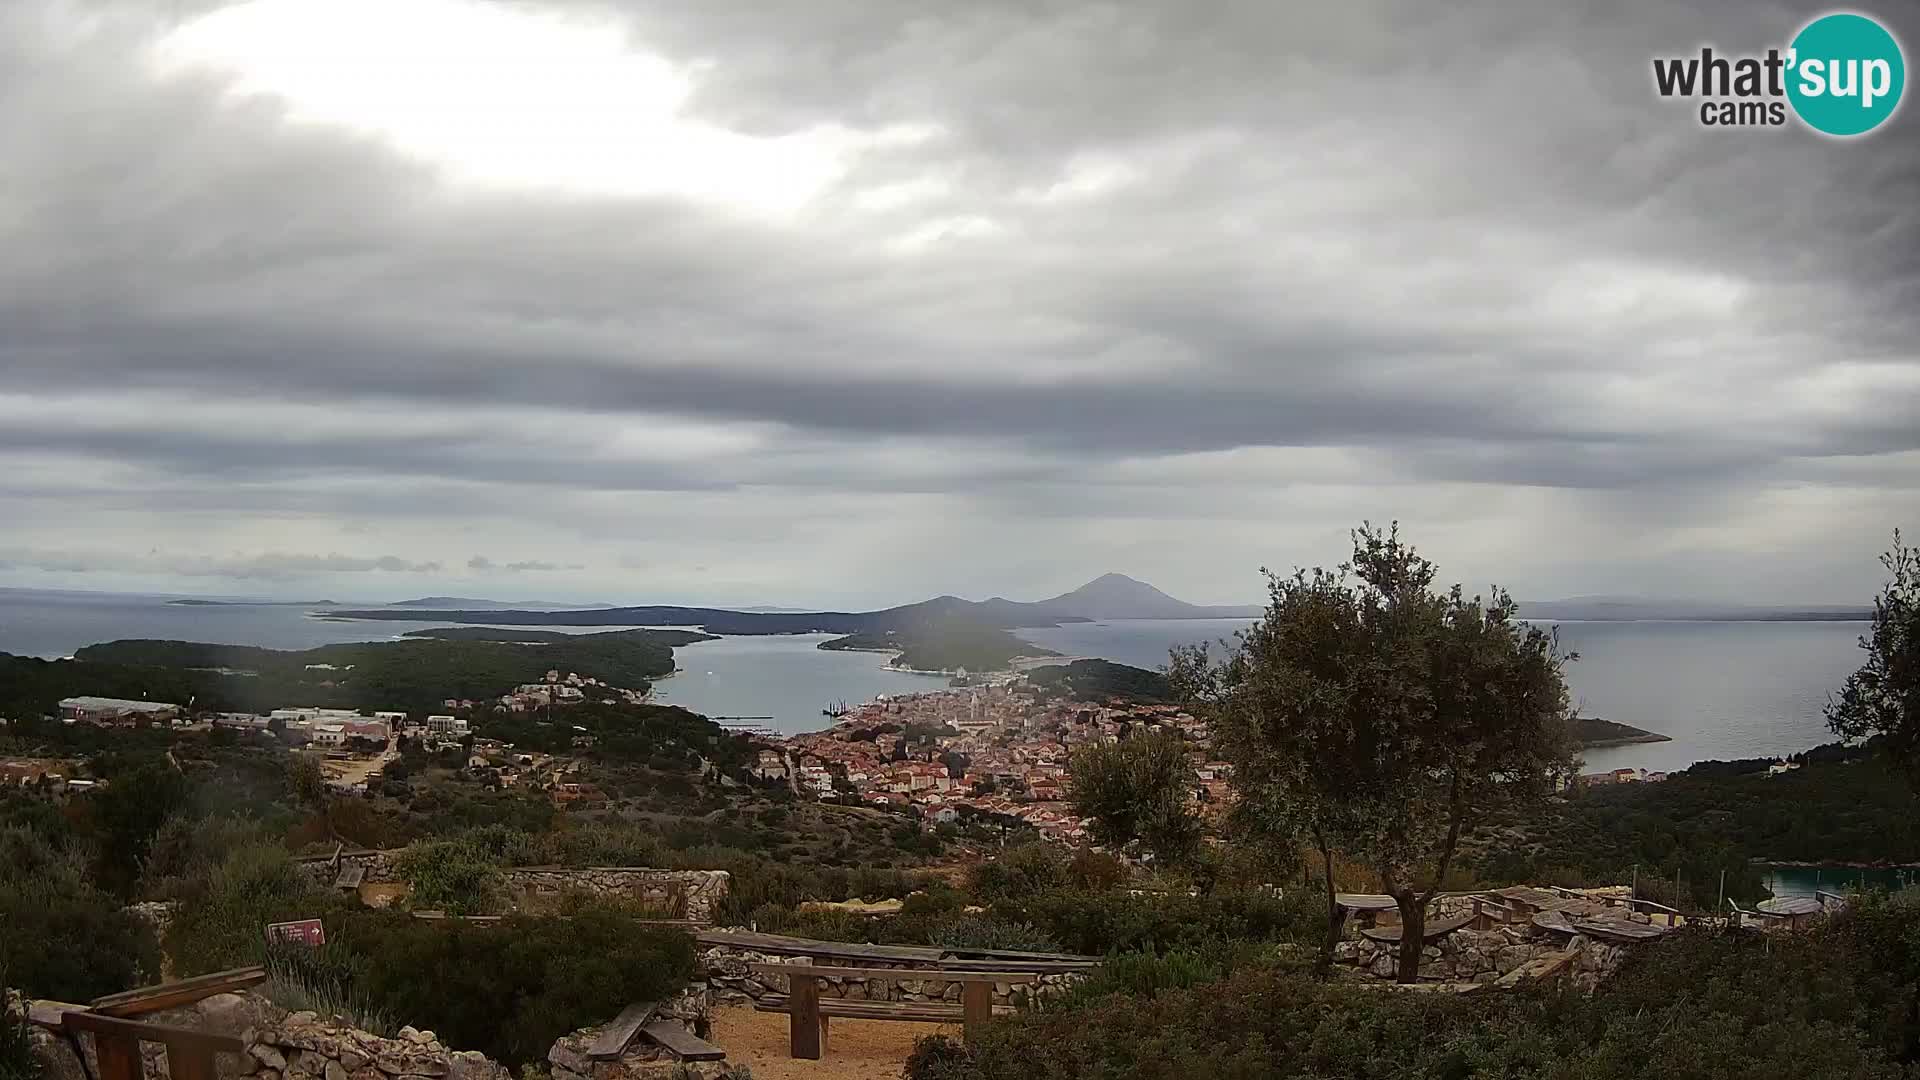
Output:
[[706, 1004, 956, 1080]]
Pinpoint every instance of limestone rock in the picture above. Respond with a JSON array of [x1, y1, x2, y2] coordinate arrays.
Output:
[[28, 1026, 91, 1080], [548, 1042, 590, 1075], [252, 1043, 289, 1071], [1496, 945, 1533, 975]]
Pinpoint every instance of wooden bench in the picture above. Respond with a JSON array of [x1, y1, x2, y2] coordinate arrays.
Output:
[[585, 1001, 727, 1063], [1358, 912, 1475, 944], [32, 1008, 246, 1080], [748, 962, 1038, 1060], [87, 966, 268, 1018]]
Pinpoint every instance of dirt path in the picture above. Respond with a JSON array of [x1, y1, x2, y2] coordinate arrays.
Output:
[[707, 1004, 954, 1080]]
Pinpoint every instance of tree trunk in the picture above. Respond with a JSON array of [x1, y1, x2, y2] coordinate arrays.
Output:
[[1394, 892, 1425, 984], [1318, 843, 1342, 976]]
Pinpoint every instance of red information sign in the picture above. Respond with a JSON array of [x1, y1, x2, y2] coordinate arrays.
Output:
[[265, 919, 326, 947]]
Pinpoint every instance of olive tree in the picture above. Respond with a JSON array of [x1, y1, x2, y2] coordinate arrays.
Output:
[[1172, 523, 1575, 981], [1068, 731, 1202, 866], [1827, 531, 1920, 783]]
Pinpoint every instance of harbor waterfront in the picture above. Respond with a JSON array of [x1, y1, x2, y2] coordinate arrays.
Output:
[[0, 589, 1875, 760]]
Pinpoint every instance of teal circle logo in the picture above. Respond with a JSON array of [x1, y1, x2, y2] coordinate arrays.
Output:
[[1787, 12, 1905, 136]]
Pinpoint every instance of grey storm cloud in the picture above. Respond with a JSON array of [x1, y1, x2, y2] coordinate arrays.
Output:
[[469, 556, 577, 572], [0, 0, 1915, 605]]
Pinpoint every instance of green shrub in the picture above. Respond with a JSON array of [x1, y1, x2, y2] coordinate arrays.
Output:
[[1055, 941, 1278, 1006], [923, 915, 1061, 954], [991, 887, 1313, 956], [967, 843, 1070, 904], [261, 943, 394, 1036], [325, 905, 696, 1066], [0, 827, 159, 1000], [2, 968, 43, 1080], [395, 838, 503, 914], [906, 921, 1919, 1080], [141, 814, 274, 900], [166, 843, 341, 976]]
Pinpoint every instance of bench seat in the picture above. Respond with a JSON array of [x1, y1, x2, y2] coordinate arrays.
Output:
[[752, 995, 1014, 1023]]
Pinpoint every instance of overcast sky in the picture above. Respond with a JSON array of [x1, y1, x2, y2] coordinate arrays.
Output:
[[2, 0, 1916, 609]]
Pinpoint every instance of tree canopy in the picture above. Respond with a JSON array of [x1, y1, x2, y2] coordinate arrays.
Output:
[[1828, 530, 1919, 783], [1069, 732, 1202, 866], [1171, 523, 1576, 980]]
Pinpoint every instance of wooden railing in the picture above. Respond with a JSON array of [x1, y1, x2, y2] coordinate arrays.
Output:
[[25, 966, 266, 1080], [62, 1011, 244, 1080]]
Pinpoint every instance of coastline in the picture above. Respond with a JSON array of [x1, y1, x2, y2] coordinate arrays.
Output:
[[1579, 733, 1674, 749]]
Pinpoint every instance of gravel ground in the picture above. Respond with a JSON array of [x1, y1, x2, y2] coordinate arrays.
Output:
[[707, 1004, 958, 1080]]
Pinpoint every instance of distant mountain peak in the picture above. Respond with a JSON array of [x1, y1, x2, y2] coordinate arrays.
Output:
[[1064, 573, 1178, 598], [1035, 573, 1258, 621]]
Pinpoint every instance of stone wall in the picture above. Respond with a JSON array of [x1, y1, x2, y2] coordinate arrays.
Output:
[[1331, 926, 1632, 988], [700, 945, 1083, 1009], [18, 988, 734, 1080], [19, 991, 510, 1080], [298, 852, 729, 923], [505, 867, 729, 923]]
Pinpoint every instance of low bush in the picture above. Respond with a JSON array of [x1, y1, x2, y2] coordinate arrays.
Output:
[[261, 944, 395, 1037], [907, 911, 1920, 1080], [921, 915, 1060, 954], [1054, 940, 1282, 1006], [989, 886, 1316, 956], [394, 837, 502, 914], [2, 967, 43, 1080], [322, 905, 696, 1066], [166, 843, 344, 976], [0, 827, 159, 1000], [967, 843, 1071, 904]]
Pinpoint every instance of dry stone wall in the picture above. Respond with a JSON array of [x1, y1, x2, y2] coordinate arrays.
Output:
[[1331, 927, 1633, 988], [700, 945, 1082, 1008], [17, 987, 736, 1080], [506, 867, 728, 922], [298, 852, 729, 922], [18, 992, 511, 1080]]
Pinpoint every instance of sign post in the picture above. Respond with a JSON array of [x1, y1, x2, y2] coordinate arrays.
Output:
[[265, 919, 326, 948]]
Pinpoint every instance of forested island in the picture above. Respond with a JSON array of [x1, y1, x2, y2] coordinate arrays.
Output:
[[818, 623, 1054, 672], [1565, 715, 1670, 747], [0, 628, 694, 717]]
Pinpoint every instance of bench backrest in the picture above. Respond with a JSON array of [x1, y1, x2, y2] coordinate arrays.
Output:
[[748, 962, 1041, 984]]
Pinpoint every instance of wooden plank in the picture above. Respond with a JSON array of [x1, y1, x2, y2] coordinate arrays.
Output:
[[90, 967, 268, 1018], [334, 863, 365, 889], [747, 963, 1038, 984], [26, 1001, 89, 1030], [165, 1045, 220, 1080], [1568, 919, 1671, 943], [961, 982, 992, 1038], [788, 976, 821, 1060], [91, 1029, 143, 1080], [638, 1021, 726, 1062], [62, 1011, 246, 1054], [753, 997, 972, 1023], [1359, 913, 1475, 944], [940, 941, 1105, 957], [927, 959, 1097, 974], [586, 1001, 659, 1060], [696, 929, 944, 964]]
